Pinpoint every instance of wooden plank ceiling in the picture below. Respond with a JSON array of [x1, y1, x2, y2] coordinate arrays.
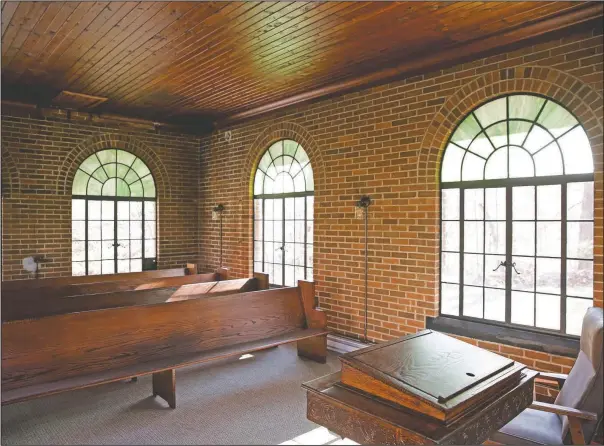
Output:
[[1, 1, 602, 128]]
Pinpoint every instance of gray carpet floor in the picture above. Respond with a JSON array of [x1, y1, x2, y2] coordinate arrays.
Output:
[[1, 344, 341, 445]]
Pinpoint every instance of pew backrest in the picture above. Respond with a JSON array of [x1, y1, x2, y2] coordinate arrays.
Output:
[[2, 275, 267, 322], [2, 284, 311, 391]]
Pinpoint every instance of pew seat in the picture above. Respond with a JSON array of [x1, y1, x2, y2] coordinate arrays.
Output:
[[2, 328, 327, 406]]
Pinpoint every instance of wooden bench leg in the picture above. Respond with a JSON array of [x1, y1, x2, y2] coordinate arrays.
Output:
[[152, 369, 176, 409], [131, 377, 138, 382], [297, 335, 327, 363]]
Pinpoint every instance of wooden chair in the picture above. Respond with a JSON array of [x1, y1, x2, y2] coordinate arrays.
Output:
[[489, 307, 603, 445]]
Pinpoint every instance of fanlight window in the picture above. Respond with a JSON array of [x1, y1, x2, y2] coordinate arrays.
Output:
[[253, 140, 314, 286], [72, 149, 157, 276], [440, 94, 594, 336], [441, 95, 593, 182]]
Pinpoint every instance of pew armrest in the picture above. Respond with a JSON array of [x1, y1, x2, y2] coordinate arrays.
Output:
[[530, 401, 597, 445]]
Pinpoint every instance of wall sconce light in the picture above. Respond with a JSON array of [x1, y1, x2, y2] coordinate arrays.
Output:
[[355, 195, 372, 343], [212, 204, 225, 267]]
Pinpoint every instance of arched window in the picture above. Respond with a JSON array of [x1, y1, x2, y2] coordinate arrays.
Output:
[[71, 149, 157, 276], [440, 94, 594, 336], [253, 140, 314, 286]]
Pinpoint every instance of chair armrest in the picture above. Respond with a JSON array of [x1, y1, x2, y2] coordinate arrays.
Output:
[[530, 401, 597, 421], [535, 372, 568, 389]]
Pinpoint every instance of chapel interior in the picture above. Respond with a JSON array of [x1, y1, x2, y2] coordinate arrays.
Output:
[[0, 1, 603, 445]]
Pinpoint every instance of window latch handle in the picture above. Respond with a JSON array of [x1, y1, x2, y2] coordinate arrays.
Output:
[[511, 262, 521, 275], [493, 260, 506, 272]]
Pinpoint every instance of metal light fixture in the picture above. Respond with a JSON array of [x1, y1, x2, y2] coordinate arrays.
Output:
[[355, 195, 372, 342], [212, 204, 225, 267]]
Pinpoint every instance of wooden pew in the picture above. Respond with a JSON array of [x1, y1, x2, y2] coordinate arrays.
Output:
[[2, 273, 268, 322], [1, 281, 328, 408], [0, 263, 201, 292]]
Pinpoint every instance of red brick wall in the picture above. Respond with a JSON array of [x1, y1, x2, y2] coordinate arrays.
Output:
[[199, 27, 603, 378], [1, 108, 201, 280]]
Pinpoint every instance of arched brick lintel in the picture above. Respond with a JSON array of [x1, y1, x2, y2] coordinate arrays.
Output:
[[1, 150, 21, 196], [418, 66, 604, 185], [56, 133, 171, 198]]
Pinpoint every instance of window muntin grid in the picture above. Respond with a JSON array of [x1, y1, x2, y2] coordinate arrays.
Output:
[[72, 150, 156, 276], [253, 140, 314, 286], [440, 94, 594, 336]]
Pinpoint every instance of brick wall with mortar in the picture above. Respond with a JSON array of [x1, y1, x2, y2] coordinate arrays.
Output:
[[1, 108, 202, 280], [199, 26, 603, 390]]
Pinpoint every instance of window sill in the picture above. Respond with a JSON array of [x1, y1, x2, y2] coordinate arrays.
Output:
[[426, 316, 579, 358]]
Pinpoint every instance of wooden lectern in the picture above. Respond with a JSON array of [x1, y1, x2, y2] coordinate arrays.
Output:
[[303, 330, 537, 445]]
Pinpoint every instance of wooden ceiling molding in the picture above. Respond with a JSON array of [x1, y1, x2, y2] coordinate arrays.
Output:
[[1, 1, 602, 129]]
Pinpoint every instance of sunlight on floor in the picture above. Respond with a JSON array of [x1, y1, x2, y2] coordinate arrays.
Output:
[[279, 427, 359, 445]]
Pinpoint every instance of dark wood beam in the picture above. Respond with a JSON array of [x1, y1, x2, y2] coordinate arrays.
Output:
[[217, 3, 603, 127]]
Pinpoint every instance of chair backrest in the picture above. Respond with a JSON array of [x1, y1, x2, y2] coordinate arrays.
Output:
[[555, 306, 603, 443]]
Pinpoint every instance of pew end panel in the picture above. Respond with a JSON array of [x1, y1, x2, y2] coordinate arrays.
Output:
[[152, 369, 176, 409], [296, 280, 328, 363], [185, 264, 197, 275], [253, 272, 269, 290], [216, 267, 229, 281]]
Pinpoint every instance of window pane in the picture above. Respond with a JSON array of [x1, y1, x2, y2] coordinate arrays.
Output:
[[441, 252, 459, 283], [463, 285, 483, 318], [72, 241, 85, 261], [536, 294, 560, 330], [464, 189, 484, 220], [72, 170, 89, 195], [142, 175, 156, 197], [511, 291, 534, 326], [88, 241, 101, 261], [461, 152, 486, 181], [145, 240, 156, 258], [512, 186, 534, 220], [72, 221, 85, 241], [485, 122, 507, 149], [144, 202, 156, 220], [511, 256, 534, 291], [118, 221, 129, 239], [451, 114, 481, 148], [484, 255, 506, 289], [484, 147, 507, 179], [285, 265, 295, 287], [80, 154, 102, 175], [509, 95, 545, 121], [484, 289, 505, 322], [441, 189, 459, 220], [566, 298, 592, 336], [567, 182, 593, 220], [536, 222, 560, 257], [117, 150, 136, 166], [512, 222, 534, 256], [474, 97, 506, 128], [102, 241, 113, 260], [536, 257, 560, 295], [534, 144, 563, 177], [537, 100, 578, 137], [117, 241, 129, 260], [442, 221, 459, 251], [567, 260, 593, 298], [508, 147, 534, 178], [306, 244, 313, 268], [102, 221, 114, 241], [524, 126, 553, 154], [130, 202, 142, 220], [118, 260, 129, 273], [508, 120, 532, 146], [131, 240, 142, 258], [536, 185, 561, 220], [130, 181, 144, 197], [441, 283, 459, 316], [294, 243, 304, 266], [284, 243, 294, 265], [273, 264, 282, 286], [88, 221, 101, 241], [567, 222, 593, 259], [145, 221, 156, 240], [307, 196, 314, 219], [88, 260, 102, 275], [102, 201, 114, 220], [468, 133, 494, 158], [88, 200, 101, 220], [72, 199, 86, 220], [102, 260, 115, 274], [117, 202, 129, 220], [463, 254, 483, 286], [72, 261, 86, 276], [485, 222, 505, 255], [130, 259, 142, 272], [485, 188, 505, 221], [559, 127, 593, 174], [464, 222, 483, 253], [441, 144, 465, 182]]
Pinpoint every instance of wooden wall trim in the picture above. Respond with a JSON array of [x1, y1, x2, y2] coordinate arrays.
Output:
[[217, 4, 603, 127]]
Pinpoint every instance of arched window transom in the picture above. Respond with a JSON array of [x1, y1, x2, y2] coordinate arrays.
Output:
[[440, 94, 594, 336], [253, 140, 314, 286], [72, 149, 157, 276]]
